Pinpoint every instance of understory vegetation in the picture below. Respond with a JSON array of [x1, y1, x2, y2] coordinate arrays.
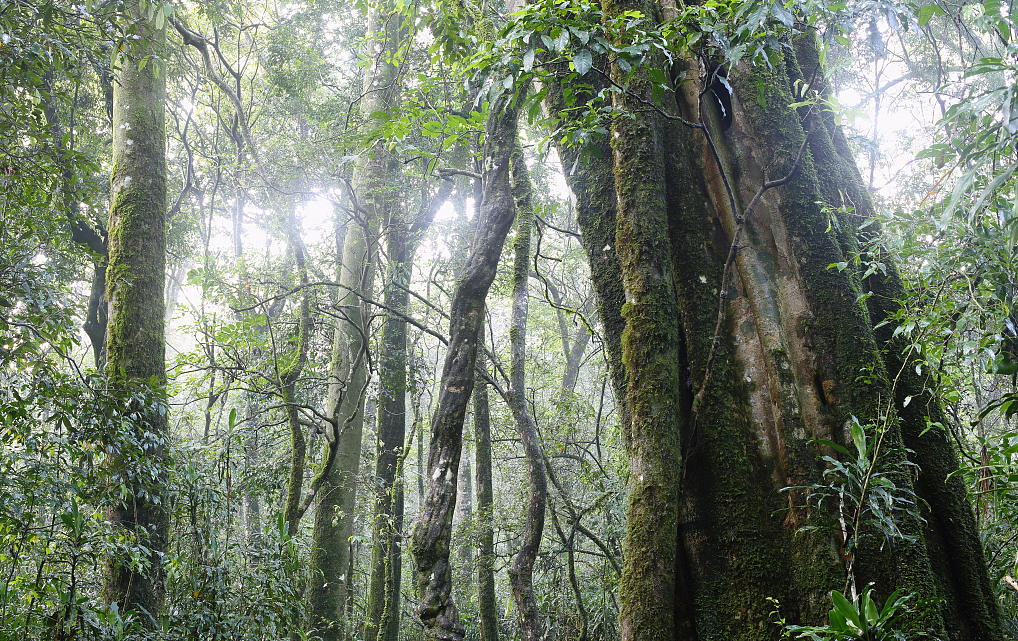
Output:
[[3, 0, 1018, 638]]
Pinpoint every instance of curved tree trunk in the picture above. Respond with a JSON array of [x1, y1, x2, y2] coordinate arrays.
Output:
[[411, 87, 523, 641], [102, 1, 168, 624], [542, 1, 1002, 638], [506, 142, 547, 641]]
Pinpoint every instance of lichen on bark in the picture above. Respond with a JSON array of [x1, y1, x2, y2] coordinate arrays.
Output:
[[102, 1, 169, 624]]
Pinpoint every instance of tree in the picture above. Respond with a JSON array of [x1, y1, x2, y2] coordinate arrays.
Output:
[[525, 0, 1005, 637], [307, 4, 404, 636], [102, 0, 169, 623], [506, 142, 547, 641], [364, 178, 454, 641], [411, 86, 525, 641]]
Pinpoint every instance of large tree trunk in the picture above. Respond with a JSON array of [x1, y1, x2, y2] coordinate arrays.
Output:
[[102, 1, 168, 623], [544, 3, 1002, 638], [790, 35, 1002, 640], [411, 87, 523, 641]]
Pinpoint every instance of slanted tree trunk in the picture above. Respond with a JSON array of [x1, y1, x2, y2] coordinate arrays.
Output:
[[307, 6, 400, 637], [102, 1, 168, 623], [543, 3, 1002, 638], [473, 337, 500, 641], [506, 142, 547, 641], [411, 87, 524, 641]]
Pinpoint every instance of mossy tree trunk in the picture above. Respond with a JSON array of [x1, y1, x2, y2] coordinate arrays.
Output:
[[410, 87, 524, 641], [789, 35, 1002, 640], [506, 142, 547, 641], [363, 221, 412, 641], [455, 429, 474, 593], [473, 357, 500, 641], [544, 2, 1002, 638], [102, 1, 169, 624], [365, 179, 454, 641], [280, 209, 311, 539]]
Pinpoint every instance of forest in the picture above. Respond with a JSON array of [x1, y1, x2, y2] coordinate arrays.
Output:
[[3, 0, 1018, 638]]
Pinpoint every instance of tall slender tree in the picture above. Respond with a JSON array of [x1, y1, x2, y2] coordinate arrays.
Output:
[[473, 336, 500, 641], [506, 142, 546, 641], [308, 5, 404, 637], [365, 179, 454, 641]]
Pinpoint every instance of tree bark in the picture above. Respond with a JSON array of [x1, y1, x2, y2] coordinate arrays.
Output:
[[411, 87, 523, 641], [506, 142, 547, 641], [101, 2, 168, 624], [790, 33, 1003, 640], [307, 5, 401, 638], [365, 179, 455, 641], [540, 2, 1003, 638], [455, 428, 474, 593], [364, 209, 413, 641], [307, 169, 380, 641], [281, 211, 311, 538], [474, 337, 500, 641]]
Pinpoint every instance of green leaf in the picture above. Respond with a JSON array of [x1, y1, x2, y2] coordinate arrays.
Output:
[[552, 29, 569, 52], [970, 161, 1018, 222], [815, 439, 851, 456], [862, 590, 878, 626], [770, 1, 794, 27], [850, 417, 867, 457], [831, 590, 863, 631], [918, 3, 946, 26], [573, 49, 592, 76], [523, 47, 535, 72], [569, 27, 590, 45]]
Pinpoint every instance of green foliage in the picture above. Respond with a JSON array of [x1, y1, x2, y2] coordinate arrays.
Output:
[[776, 585, 937, 640], [0, 365, 168, 639], [787, 415, 924, 561]]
